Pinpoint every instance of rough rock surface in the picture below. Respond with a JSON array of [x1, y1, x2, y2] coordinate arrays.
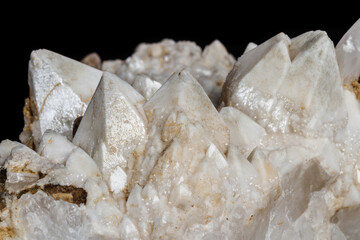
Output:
[[1, 19, 360, 239]]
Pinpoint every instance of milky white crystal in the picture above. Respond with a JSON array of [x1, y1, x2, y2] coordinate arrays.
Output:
[[220, 106, 266, 157], [336, 18, 360, 85], [244, 42, 258, 53], [73, 72, 147, 196], [1, 20, 360, 240], [220, 31, 347, 140], [1, 133, 124, 239], [20, 49, 103, 148]]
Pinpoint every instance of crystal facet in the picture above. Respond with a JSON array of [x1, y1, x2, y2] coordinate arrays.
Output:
[[20, 49, 103, 149]]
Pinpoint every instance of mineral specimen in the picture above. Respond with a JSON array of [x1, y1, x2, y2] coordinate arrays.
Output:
[[0, 19, 360, 239]]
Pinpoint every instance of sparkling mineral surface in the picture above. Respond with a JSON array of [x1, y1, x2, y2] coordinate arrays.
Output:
[[1, 19, 360, 239]]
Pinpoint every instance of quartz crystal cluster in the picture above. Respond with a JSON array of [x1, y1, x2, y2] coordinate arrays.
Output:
[[0, 19, 360, 239]]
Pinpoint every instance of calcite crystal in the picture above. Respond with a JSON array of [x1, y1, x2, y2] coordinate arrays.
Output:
[[1, 19, 360, 239], [20, 49, 103, 149], [336, 19, 360, 87]]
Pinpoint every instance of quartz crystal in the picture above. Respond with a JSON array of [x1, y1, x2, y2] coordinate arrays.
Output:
[[1, 19, 360, 239]]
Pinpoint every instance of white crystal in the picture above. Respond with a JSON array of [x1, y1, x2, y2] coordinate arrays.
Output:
[[336, 18, 360, 85], [220, 31, 347, 139], [344, 89, 360, 133], [38, 130, 77, 164], [109, 166, 127, 194], [0, 139, 20, 165], [132, 74, 162, 100], [124, 71, 234, 239], [11, 191, 86, 240], [220, 106, 266, 157], [21, 49, 103, 148], [65, 148, 100, 180], [5, 143, 53, 193], [73, 72, 147, 194], [244, 42, 258, 53], [143, 71, 229, 151], [1, 131, 124, 239]]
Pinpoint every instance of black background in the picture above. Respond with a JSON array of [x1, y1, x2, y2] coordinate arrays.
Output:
[[1, 6, 358, 141]]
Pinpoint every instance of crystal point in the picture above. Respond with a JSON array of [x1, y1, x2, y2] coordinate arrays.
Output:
[[221, 31, 347, 139], [336, 19, 360, 85], [73, 72, 147, 195], [20, 49, 102, 149]]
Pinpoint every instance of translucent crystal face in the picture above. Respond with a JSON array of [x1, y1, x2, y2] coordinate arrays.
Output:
[[1, 19, 360, 240], [336, 19, 360, 86]]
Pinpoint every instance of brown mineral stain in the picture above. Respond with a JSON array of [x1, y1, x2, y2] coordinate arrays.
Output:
[[21, 97, 36, 149], [39, 82, 62, 115], [136, 99, 146, 105], [16, 185, 41, 199], [171, 97, 178, 106], [161, 120, 183, 142], [51, 192, 74, 202], [81, 95, 93, 104], [351, 78, 360, 101], [43, 184, 87, 206], [0, 196, 6, 212], [132, 149, 145, 161], [25, 138, 35, 151], [23, 98, 34, 128], [145, 109, 156, 123], [0, 168, 6, 191], [0, 227, 15, 240], [10, 161, 35, 175], [248, 214, 254, 224], [15, 184, 87, 206], [38, 171, 46, 179], [109, 146, 117, 155], [122, 185, 130, 201], [205, 215, 212, 224]]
